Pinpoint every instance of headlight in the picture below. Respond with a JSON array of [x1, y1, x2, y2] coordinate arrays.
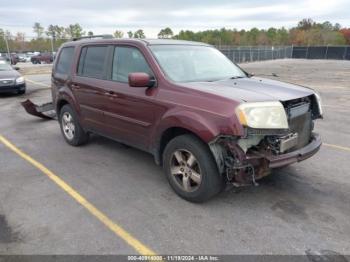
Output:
[[314, 92, 323, 116], [16, 76, 25, 84], [236, 101, 288, 129]]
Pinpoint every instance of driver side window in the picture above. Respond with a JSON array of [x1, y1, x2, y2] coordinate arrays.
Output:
[[112, 46, 153, 83]]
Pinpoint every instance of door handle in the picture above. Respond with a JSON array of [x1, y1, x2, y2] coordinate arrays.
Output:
[[105, 91, 118, 97]]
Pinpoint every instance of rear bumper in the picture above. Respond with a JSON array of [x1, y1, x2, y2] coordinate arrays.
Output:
[[247, 133, 322, 168], [0, 83, 26, 93]]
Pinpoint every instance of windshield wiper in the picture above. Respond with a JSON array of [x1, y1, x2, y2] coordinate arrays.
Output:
[[229, 76, 245, 79], [247, 73, 279, 78], [198, 76, 245, 82]]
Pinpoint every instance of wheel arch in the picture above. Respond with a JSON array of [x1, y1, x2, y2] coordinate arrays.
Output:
[[56, 99, 69, 115], [153, 111, 220, 165], [55, 88, 79, 116]]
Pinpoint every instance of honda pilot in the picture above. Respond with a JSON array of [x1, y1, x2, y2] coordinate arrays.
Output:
[[51, 38, 322, 202]]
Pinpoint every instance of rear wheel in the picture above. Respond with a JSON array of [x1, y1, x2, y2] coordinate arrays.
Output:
[[59, 104, 89, 146], [163, 134, 224, 202]]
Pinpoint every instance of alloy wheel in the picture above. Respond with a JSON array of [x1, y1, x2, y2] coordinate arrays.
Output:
[[170, 149, 202, 192], [62, 112, 75, 140]]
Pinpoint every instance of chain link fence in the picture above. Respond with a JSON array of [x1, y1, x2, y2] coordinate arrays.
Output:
[[218, 45, 350, 62], [217, 46, 293, 63], [292, 46, 350, 60]]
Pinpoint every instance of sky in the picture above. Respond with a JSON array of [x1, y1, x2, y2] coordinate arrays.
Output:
[[0, 0, 349, 38]]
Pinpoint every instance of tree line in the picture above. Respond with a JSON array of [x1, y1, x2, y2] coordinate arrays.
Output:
[[1, 18, 350, 52]]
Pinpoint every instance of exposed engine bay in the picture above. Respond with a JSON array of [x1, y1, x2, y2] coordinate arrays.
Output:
[[210, 95, 322, 187]]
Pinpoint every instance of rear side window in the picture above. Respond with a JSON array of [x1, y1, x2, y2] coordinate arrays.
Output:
[[112, 46, 153, 82], [56, 47, 74, 75], [78, 46, 108, 79]]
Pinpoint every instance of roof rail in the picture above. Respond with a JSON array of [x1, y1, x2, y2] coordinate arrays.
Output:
[[72, 34, 114, 41]]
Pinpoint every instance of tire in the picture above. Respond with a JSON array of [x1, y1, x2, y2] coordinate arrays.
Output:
[[59, 104, 89, 146], [163, 134, 224, 202]]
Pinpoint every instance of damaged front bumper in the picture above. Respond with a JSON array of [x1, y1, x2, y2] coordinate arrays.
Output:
[[246, 133, 321, 168], [210, 133, 321, 186]]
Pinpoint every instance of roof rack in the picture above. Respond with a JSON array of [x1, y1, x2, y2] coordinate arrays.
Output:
[[72, 34, 114, 41]]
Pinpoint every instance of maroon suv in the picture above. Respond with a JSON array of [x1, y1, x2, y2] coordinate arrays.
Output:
[[52, 39, 322, 202], [31, 53, 54, 64]]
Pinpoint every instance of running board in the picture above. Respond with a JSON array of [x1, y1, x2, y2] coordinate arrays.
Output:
[[21, 99, 57, 120]]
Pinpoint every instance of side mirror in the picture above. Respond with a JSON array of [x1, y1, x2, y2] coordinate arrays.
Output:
[[247, 72, 255, 77], [14, 66, 20, 71], [128, 72, 155, 88]]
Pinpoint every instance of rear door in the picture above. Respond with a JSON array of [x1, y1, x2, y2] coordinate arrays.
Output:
[[71, 45, 110, 132]]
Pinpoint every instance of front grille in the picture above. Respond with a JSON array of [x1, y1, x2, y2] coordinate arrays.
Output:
[[0, 79, 15, 87], [286, 100, 312, 149]]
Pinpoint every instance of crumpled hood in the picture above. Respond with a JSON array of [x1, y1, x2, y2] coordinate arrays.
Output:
[[179, 77, 315, 102]]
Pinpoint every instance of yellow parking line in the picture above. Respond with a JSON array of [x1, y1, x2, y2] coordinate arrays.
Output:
[[324, 143, 350, 152], [0, 134, 156, 256], [25, 78, 51, 88]]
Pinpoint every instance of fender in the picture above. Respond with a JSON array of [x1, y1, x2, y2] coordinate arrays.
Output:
[[56, 85, 80, 116], [151, 109, 224, 163]]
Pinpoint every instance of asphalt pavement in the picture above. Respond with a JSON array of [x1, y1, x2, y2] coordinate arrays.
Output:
[[0, 60, 349, 257]]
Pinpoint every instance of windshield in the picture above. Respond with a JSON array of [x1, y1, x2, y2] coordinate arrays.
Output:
[[0, 62, 13, 71], [150, 45, 246, 82]]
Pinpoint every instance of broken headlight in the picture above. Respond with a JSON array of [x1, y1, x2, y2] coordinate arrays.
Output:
[[236, 101, 289, 129]]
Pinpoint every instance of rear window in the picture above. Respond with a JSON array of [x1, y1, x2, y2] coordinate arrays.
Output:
[[78, 46, 108, 79], [56, 47, 74, 75]]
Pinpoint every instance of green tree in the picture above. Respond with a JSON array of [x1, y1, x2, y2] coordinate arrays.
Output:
[[46, 24, 56, 38], [321, 21, 334, 31], [0, 28, 6, 52], [276, 27, 289, 45], [297, 18, 315, 30], [54, 25, 66, 38], [46, 24, 66, 39], [158, 27, 173, 39], [257, 31, 269, 45], [266, 28, 277, 44], [33, 22, 44, 38], [334, 23, 342, 31], [114, 30, 124, 38], [133, 29, 145, 38], [88, 31, 94, 36], [127, 31, 133, 38], [65, 23, 85, 39], [247, 28, 260, 45]]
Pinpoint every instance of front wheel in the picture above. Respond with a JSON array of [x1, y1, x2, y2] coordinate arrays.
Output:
[[59, 104, 89, 146], [163, 134, 224, 202]]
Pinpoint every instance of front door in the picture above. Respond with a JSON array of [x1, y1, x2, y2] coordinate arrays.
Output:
[[101, 46, 158, 151]]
